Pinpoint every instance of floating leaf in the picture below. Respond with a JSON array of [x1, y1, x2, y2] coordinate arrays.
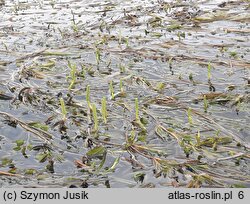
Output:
[[1, 158, 12, 166], [207, 62, 212, 80], [135, 98, 140, 122], [36, 153, 48, 163], [101, 97, 107, 124], [95, 47, 101, 65], [27, 144, 33, 151], [109, 81, 115, 100], [86, 85, 92, 109], [15, 139, 24, 146], [86, 146, 106, 157], [137, 130, 147, 142], [59, 97, 67, 121], [196, 131, 201, 146], [13, 146, 21, 151], [198, 136, 232, 148], [40, 59, 56, 68], [155, 82, 165, 92], [106, 157, 120, 172], [25, 169, 37, 175], [21, 146, 28, 158], [133, 172, 145, 183], [96, 151, 107, 173], [68, 61, 77, 90], [92, 103, 99, 133], [37, 174, 49, 180], [29, 122, 49, 131], [8, 168, 16, 174], [43, 51, 70, 56], [46, 160, 54, 173], [232, 184, 247, 188], [167, 24, 182, 31]]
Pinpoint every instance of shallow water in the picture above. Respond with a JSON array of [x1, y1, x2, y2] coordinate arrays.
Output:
[[0, 0, 250, 187]]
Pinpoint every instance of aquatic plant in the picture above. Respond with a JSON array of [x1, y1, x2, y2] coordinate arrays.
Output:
[[133, 98, 146, 131], [195, 131, 201, 146], [229, 51, 237, 58], [92, 103, 99, 133], [1, 0, 249, 188], [86, 85, 92, 109], [119, 63, 125, 73], [101, 97, 107, 124], [125, 37, 129, 48], [119, 79, 124, 93], [187, 107, 193, 126], [80, 64, 86, 79], [155, 82, 165, 92], [109, 81, 115, 100], [68, 61, 77, 90], [167, 24, 182, 32], [106, 157, 120, 172], [189, 73, 193, 82], [135, 98, 140, 122], [71, 10, 79, 32], [177, 31, 185, 41], [95, 47, 101, 65], [59, 97, 67, 121]]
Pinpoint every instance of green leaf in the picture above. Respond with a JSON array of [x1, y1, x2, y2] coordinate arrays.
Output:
[[167, 24, 182, 31], [35, 153, 48, 163], [137, 130, 147, 142], [155, 82, 165, 91], [106, 157, 120, 172], [92, 103, 99, 133], [8, 168, 16, 174], [195, 131, 201, 146], [29, 122, 49, 131], [13, 146, 22, 151], [207, 62, 212, 80], [25, 169, 37, 175], [21, 146, 28, 158], [37, 174, 48, 180], [109, 81, 115, 100], [96, 152, 107, 173], [135, 98, 139, 122], [133, 172, 145, 183], [101, 97, 107, 124], [140, 117, 148, 125], [27, 144, 33, 151], [59, 97, 67, 121], [15, 139, 24, 146], [128, 130, 136, 145], [232, 184, 246, 188], [86, 85, 92, 109], [55, 154, 65, 162], [1, 158, 13, 166], [86, 146, 106, 157]]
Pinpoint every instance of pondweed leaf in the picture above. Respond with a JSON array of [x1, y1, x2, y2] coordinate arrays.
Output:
[[86, 146, 106, 157], [133, 172, 145, 183], [106, 157, 120, 172], [36, 153, 49, 163], [29, 122, 49, 131], [25, 169, 37, 175], [15, 139, 24, 146]]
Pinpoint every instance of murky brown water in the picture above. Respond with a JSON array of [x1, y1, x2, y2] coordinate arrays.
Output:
[[0, 0, 250, 187]]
